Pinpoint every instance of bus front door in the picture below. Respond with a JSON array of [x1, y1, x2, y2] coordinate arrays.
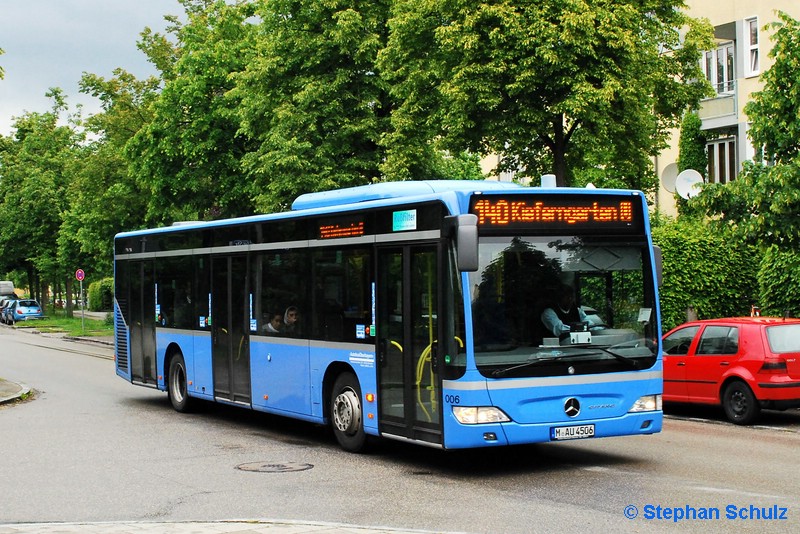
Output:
[[377, 245, 442, 446], [211, 255, 251, 405]]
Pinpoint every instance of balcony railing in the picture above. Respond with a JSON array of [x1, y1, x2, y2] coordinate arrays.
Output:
[[698, 80, 738, 124]]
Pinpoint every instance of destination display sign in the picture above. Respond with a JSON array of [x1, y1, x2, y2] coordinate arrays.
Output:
[[319, 217, 366, 239], [470, 195, 639, 232]]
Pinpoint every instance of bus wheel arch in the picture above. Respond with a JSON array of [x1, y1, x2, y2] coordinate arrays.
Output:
[[166, 345, 193, 413], [326, 365, 368, 452]]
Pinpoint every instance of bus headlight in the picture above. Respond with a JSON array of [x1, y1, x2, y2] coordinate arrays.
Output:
[[629, 394, 662, 413], [452, 406, 511, 424]]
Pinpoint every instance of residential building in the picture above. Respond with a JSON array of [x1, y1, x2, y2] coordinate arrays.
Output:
[[656, 1, 799, 215]]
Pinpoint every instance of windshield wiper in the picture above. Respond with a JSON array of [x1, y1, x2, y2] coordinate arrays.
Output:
[[595, 347, 640, 369], [490, 348, 642, 377], [491, 353, 592, 377]]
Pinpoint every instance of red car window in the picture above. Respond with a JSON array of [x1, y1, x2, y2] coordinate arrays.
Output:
[[696, 326, 738, 355], [765, 324, 800, 352], [663, 326, 699, 355]]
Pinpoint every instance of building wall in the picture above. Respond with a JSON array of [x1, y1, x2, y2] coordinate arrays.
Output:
[[655, 1, 798, 216]]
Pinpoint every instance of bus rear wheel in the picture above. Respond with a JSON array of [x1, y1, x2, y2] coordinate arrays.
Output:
[[331, 372, 367, 452], [168, 352, 193, 413]]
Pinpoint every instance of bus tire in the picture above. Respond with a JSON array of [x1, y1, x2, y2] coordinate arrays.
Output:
[[722, 381, 759, 425], [331, 372, 367, 452], [168, 352, 193, 413]]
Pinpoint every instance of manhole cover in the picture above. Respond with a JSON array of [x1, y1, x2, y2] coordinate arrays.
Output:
[[236, 462, 314, 473]]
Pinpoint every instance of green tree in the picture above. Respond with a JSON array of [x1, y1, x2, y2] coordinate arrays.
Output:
[[379, 0, 713, 190], [58, 68, 161, 281], [745, 11, 800, 165], [233, 0, 394, 211], [127, 0, 259, 223], [0, 90, 82, 302]]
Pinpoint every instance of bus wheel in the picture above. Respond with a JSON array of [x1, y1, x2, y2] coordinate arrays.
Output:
[[722, 381, 759, 425], [168, 352, 193, 413], [331, 372, 367, 452]]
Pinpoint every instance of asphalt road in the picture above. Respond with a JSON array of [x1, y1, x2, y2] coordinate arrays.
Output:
[[1, 326, 798, 533]]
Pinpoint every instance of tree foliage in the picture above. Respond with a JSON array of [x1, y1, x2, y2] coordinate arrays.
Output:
[[127, 0, 259, 223], [745, 11, 800, 166], [232, 0, 394, 211], [0, 91, 82, 300], [1, 0, 717, 297], [379, 0, 713, 190]]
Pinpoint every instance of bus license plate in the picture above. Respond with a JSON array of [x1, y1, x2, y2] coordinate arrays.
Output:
[[552, 424, 595, 440]]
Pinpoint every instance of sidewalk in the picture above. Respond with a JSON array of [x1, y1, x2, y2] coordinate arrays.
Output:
[[0, 519, 452, 533]]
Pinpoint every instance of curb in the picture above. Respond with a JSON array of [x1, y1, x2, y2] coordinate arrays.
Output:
[[0, 379, 30, 405]]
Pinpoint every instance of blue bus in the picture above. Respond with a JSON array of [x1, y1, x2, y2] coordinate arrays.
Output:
[[114, 180, 663, 452]]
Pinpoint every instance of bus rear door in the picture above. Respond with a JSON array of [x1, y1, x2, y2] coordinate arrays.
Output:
[[211, 255, 251, 405], [129, 260, 157, 386]]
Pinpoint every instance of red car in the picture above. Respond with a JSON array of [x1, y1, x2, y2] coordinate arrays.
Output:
[[662, 317, 800, 424]]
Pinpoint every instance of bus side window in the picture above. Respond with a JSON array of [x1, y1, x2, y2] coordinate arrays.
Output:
[[311, 247, 370, 343], [256, 250, 309, 338]]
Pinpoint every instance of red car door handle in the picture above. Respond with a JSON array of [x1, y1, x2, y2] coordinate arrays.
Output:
[[720, 362, 730, 366], [677, 362, 686, 366]]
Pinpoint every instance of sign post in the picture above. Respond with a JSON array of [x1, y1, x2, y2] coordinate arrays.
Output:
[[75, 269, 85, 333]]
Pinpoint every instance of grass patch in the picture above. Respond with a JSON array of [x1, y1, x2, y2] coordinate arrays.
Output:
[[15, 308, 113, 337]]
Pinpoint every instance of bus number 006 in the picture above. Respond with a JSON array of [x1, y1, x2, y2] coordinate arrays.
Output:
[[444, 395, 460, 404]]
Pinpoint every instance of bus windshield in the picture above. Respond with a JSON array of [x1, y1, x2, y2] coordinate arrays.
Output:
[[468, 235, 658, 378]]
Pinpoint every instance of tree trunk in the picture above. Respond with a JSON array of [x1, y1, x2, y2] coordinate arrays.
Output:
[[65, 277, 74, 318], [552, 114, 568, 187]]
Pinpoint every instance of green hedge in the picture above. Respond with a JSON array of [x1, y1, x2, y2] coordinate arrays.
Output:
[[758, 245, 800, 317], [88, 277, 114, 312], [652, 218, 758, 331]]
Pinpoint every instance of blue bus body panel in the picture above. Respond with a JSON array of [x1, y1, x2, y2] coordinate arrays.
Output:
[[154, 330, 214, 399], [308, 343, 380, 434], [250, 337, 311, 416], [149, 330, 380, 431]]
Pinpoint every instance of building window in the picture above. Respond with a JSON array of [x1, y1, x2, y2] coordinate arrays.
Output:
[[707, 138, 737, 184], [745, 17, 759, 77], [702, 43, 735, 94]]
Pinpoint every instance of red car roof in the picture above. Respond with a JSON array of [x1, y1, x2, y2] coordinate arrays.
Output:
[[666, 316, 800, 332]]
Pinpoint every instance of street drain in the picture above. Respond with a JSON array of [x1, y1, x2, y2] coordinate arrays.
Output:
[[236, 462, 314, 473]]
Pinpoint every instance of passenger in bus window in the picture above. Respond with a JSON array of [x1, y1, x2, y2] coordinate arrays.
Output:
[[540, 284, 587, 341], [263, 311, 283, 335], [283, 306, 300, 336]]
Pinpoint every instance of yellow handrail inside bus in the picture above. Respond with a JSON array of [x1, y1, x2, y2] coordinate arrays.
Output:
[[415, 336, 464, 422]]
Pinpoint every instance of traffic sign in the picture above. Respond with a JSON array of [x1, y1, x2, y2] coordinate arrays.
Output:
[[75, 269, 85, 281]]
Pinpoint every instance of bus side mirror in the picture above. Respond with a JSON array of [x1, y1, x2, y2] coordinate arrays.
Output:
[[652, 245, 663, 287], [445, 215, 479, 272]]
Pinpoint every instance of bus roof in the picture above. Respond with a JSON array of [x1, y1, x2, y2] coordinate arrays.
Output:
[[291, 180, 523, 211], [115, 179, 644, 239]]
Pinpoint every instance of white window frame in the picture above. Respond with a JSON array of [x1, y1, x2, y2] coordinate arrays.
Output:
[[744, 17, 759, 78], [707, 138, 737, 184], [701, 42, 735, 95]]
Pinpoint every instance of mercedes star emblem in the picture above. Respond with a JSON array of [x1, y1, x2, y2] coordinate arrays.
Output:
[[564, 398, 581, 418]]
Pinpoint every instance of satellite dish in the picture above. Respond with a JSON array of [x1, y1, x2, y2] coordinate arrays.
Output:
[[661, 163, 678, 193], [675, 169, 703, 199]]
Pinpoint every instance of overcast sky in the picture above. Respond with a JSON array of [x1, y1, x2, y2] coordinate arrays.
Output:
[[0, 0, 184, 136]]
